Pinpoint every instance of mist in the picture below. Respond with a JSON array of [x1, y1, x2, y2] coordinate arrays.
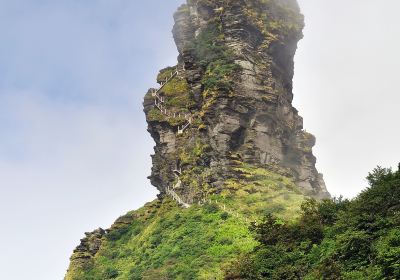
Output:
[[295, 0, 400, 198]]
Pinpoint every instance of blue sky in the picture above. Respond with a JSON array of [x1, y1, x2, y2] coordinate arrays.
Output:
[[0, 0, 399, 279], [0, 0, 184, 279]]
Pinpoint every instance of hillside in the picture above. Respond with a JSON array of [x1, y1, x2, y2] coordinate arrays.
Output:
[[65, 165, 307, 279], [65, 0, 330, 279], [226, 165, 400, 279]]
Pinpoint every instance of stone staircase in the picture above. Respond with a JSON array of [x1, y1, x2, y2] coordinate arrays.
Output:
[[152, 66, 193, 134], [153, 68, 254, 220], [165, 185, 258, 224], [151, 67, 195, 206], [164, 171, 258, 224], [166, 178, 190, 208], [178, 118, 192, 134], [205, 198, 258, 225]]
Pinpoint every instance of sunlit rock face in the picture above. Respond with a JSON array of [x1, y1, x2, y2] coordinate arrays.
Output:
[[144, 0, 330, 202]]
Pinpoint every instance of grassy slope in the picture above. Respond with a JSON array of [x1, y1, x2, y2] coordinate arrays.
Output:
[[225, 166, 400, 279], [66, 168, 307, 280]]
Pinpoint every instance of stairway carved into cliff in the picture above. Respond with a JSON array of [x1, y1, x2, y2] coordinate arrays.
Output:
[[151, 66, 192, 135], [150, 66, 196, 206], [145, 0, 330, 212]]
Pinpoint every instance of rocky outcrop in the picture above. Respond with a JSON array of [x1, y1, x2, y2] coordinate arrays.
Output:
[[65, 212, 139, 278], [66, 228, 105, 276], [65, 2, 331, 279], [144, 0, 330, 203]]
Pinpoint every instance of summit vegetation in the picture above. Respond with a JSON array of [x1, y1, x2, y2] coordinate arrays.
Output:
[[66, 165, 400, 280], [65, 164, 307, 280], [66, 0, 398, 279], [225, 165, 400, 279]]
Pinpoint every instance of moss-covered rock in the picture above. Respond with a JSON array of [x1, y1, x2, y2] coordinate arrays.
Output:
[[65, 172, 310, 279], [66, 0, 330, 278], [144, 0, 329, 201]]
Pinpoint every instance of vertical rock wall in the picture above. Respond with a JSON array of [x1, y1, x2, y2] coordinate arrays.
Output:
[[143, 0, 330, 201]]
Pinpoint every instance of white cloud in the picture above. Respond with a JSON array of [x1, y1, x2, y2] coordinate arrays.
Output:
[[0, 89, 158, 279], [0, 0, 186, 276], [295, 0, 400, 197]]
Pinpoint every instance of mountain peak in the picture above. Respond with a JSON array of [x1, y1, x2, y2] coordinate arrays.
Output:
[[66, 1, 331, 278], [144, 0, 329, 203]]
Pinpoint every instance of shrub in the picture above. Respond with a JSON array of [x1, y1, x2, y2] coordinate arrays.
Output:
[[220, 212, 229, 220], [224, 164, 400, 279], [189, 23, 241, 92], [204, 203, 219, 213], [103, 267, 119, 279], [107, 227, 129, 241]]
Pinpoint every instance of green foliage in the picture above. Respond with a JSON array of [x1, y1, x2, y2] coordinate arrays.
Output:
[[178, 140, 211, 167], [221, 163, 306, 221], [103, 267, 119, 279], [202, 60, 240, 92], [106, 227, 130, 242], [225, 164, 400, 279], [67, 163, 400, 280], [244, 0, 304, 41], [146, 107, 164, 122], [190, 23, 241, 92], [66, 162, 312, 280], [376, 228, 400, 277], [146, 66, 193, 127], [67, 199, 257, 280], [221, 212, 229, 221]]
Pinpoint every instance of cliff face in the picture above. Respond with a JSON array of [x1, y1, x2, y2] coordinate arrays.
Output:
[[65, 1, 331, 279], [144, 0, 330, 202]]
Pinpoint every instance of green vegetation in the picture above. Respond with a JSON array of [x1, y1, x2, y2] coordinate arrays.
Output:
[[178, 140, 211, 166], [66, 199, 257, 280], [225, 164, 400, 279], [242, 0, 304, 50], [66, 162, 400, 280], [178, 140, 214, 199], [220, 163, 306, 221], [189, 23, 241, 92], [146, 66, 193, 126], [157, 68, 191, 107], [65, 163, 310, 280], [67, 1, 400, 279]]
